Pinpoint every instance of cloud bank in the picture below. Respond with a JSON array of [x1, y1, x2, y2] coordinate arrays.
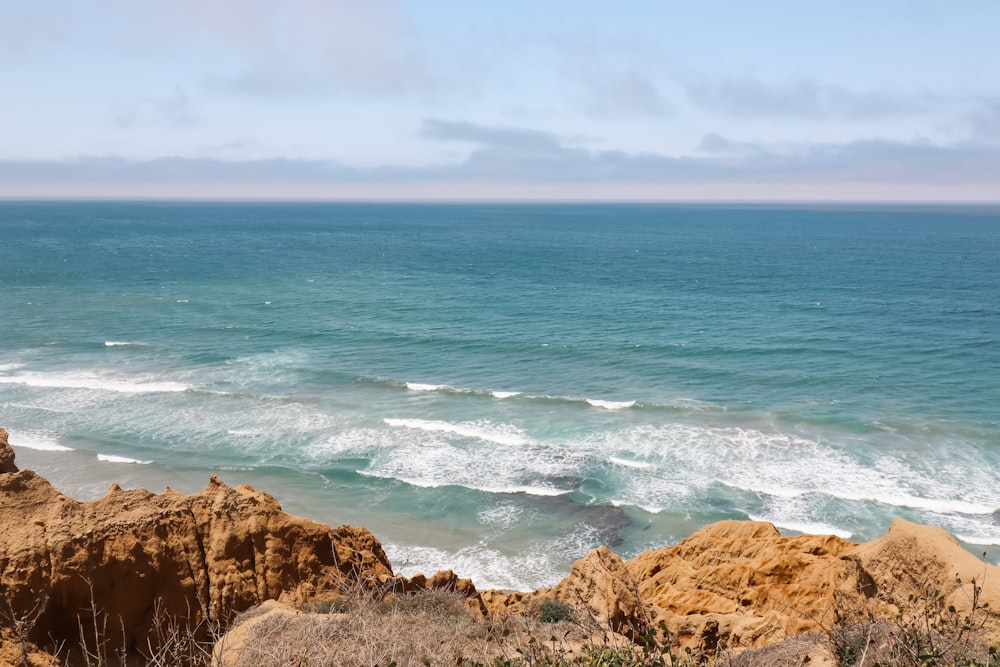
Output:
[[2, 119, 997, 200], [683, 76, 942, 120]]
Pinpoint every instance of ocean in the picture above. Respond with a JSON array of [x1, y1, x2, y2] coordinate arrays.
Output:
[[1, 201, 998, 590]]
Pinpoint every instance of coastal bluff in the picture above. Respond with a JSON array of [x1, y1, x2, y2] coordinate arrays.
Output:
[[0, 428, 399, 665], [2, 427, 999, 665]]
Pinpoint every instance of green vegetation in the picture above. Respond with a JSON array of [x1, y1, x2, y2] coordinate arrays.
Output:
[[538, 600, 576, 624]]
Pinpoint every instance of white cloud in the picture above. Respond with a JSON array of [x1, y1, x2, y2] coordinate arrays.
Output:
[[684, 75, 941, 120], [420, 119, 564, 152], [110, 87, 198, 129], [580, 70, 674, 118]]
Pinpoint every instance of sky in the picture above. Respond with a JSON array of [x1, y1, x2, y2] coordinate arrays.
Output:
[[1, 0, 998, 201]]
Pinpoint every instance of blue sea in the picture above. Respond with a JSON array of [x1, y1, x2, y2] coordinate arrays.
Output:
[[1, 201, 998, 589]]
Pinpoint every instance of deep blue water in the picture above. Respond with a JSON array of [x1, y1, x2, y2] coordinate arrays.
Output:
[[1, 201, 998, 589]]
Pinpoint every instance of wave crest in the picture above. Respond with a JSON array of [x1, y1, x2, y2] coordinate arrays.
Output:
[[586, 399, 636, 410], [97, 454, 152, 465], [0, 371, 189, 394], [383, 418, 528, 447]]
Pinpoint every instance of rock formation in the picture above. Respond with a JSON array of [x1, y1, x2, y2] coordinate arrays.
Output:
[[626, 520, 859, 649], [0, 431, 394, 665], [475, 545, 649, 642], [480, 518, 1000, 655], [0, 428, 16, 473]]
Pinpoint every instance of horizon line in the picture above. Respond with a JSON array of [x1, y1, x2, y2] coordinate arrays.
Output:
[[2, 195, 999, 206]]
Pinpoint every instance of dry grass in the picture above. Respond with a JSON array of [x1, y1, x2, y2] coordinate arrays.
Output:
[[715, 633, 829, 667], [220, 589, 606, 667], [222, 589, 484, 667], [824, 577, 999, 667]]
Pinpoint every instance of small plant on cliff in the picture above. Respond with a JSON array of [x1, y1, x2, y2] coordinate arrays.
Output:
[[574, 642, 674, 666], [879, 580, 996, 667], [464, 639, 707, 666], [0, 589, 50, 667], [538, 600, 576, 624]]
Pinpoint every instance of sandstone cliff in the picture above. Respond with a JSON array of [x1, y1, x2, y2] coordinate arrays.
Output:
[[0, 428, 393, 665], [504, 518, 1000, 654]]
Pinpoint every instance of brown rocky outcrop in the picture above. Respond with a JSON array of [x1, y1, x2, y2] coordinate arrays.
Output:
[[475, 519, 1000, 656], [0, 434, 392, 665], [474, 520, 860, 652], [379, 568, 478, 598], [474, 545, 648, 642], [0, 428, 16, 473], [627, 520, 859, 649]]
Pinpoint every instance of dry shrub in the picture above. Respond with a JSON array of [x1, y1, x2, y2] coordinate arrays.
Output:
[[827, 578, 998, 667], [5, 579, 221, 667]]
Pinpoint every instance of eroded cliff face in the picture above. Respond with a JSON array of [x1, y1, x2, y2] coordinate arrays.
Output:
[[477, 521, 861, 650], [0, 430, 392, 664], [482, 517, 1000, 656], [627, 520, 859, 648]]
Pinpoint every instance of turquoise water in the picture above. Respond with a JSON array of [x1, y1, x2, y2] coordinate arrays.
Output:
[[1, 201, 998, 589]]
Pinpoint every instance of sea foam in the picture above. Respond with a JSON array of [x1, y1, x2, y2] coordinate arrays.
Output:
[[608, 456, 655, 470], [7, 431, 73, 452], [491, 391, 521, 399], [356, 470, 569, 497], [383, 418, 529, 447], [585, 398, 636, 410], [0, 371, 189, 394], [405, 382, 445, 392], [386, 541, 561, 592], [97, 454, 152, 465]]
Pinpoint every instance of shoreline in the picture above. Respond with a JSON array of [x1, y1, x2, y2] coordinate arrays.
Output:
[[4, 427, 1000, 666], [13, 430, 1000, 595]]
